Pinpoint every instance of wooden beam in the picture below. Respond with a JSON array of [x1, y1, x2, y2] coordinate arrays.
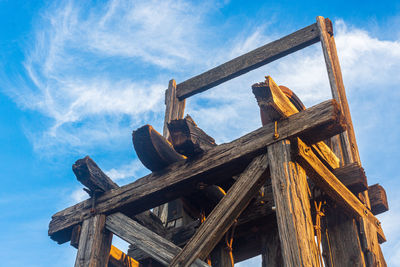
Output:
[[75, 214, 113, 267], [73, 156, 118, 192], [105, 212, 209, 267], [176, 23, 320, 100], [293, 138, 385, 242], [317, 16, 385, 266], [157, 79, 187, 226], [49, 99, 345, 244], [169, 154, 269, 267], [109, 245, 138, 267], [333, 162, 368, 194], [70, 224, 81, 249], [168, 115, 216, 157], [163, 79, 186, 140], [252, 75, 339, 170], [132, 124, 185, 172], [268, 140, 319, 266], [368, 184, 389, 215], [73, 157, 166, 238]]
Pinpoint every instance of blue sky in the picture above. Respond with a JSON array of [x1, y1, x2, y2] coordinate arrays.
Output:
[[1, 0, 400, 266]]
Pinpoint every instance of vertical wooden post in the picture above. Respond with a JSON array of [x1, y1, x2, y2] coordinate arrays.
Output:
[[267, 140, 319, 267], [154, 79, 186, 225], [75, 214, 113, 267], [261, 229, 283, 267], [317, 16, 385, 267]]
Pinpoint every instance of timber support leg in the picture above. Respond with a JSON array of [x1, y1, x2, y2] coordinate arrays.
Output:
[[267, 140, 319, 267], [75, 214, 113, 267]]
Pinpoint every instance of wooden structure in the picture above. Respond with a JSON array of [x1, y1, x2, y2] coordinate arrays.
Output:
[[48, 16, 389, 267]]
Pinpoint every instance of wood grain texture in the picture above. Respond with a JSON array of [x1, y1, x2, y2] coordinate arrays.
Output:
[[176, 23, 319, 100], [70, 224, 81, 249], [368, 184, 389, 215], [49, 100, 345, 244], [252, 76, 339, 171], [105, 212, 209, 267], [333, 162, 368, 194], [73, 156, 118, 192], [317, 16, 385, 266], [169, 154, 269, 267], [157, 79, 187, 225], [168, 115, 216, 157], [109, 245, 138, 267], [268, 140, 319, 267], [261, 229, 283, 267], [75, 214, 113, 267], [132, 124, 185, 172], [293, 138, 385, 242]]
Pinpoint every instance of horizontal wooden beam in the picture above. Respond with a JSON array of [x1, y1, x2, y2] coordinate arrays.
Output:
[[105, 212, 209, 267], [48, 100, 345, 244], [333, 162, 368, 194], [293, 138, 386, 243], [176, 23, 320, 99], [73, 156, 118, 193], [170, 154, 269, 267], [368, 184, 389, 215]]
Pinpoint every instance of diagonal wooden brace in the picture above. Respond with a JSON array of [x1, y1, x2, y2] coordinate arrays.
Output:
[[105, 212, 209, 267], [169, 154, 269, 267], [293, 138, 385, 242]]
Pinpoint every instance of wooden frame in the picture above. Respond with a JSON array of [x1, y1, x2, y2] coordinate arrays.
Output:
[[48, 16, 387, 267]]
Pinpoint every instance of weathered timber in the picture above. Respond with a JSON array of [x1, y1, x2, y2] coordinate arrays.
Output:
[[210, 242, 232, 267], [176, 23, 320, 99], [368, 184, 389, 215], [168, 115, 216, 157], [109, 245, 138, 267], [333, 162, 368, 194], [321, 207, 366, 267], [293, 138, 385, 242], [73, 156, 118, 192], [261, 228, 283, 267], [71, 224, 81, 249], [49, 100, 345, 244], [105, 212, 209, 267], [317, 16, 385, 266], [132, 125, 185, 172], [156, 79, 186, 225], [75, 214, 113, 267], [268, 140, 319, 267], [169, 154, 269, 267], [74, 156, 166, 237], [252, 75, 339, 170], [317, 16, 355, 165]]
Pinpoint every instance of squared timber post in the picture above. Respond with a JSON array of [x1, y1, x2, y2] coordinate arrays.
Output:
[[317, 16, 385, 267], [267, 140, 319, 267], [75, 214, 113, 267]]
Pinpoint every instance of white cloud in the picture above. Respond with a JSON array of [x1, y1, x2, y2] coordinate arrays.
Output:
[[105, 159, 148, 182]]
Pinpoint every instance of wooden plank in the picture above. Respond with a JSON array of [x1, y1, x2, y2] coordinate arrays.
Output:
[[132, 124, 185, 172], [261, 229, 283, 267], [293, 138, 385, 241], [317, 16, 385, 266], [176, 23, 320, 99], [70, 224, 81, 249], [252, 75, 339, 170], [49, 99, 345, 244], [73, 156, 118, 192], [333, 162, 368, 194], [268, 140, 319, 266], [109, 245, 138, 267], [169, 154, 269, 267], [368, 184, 389, 215], [75, 214, 113, 267], [105, 212, 209, 267], [163, 79, 186, 140], [157, 79, 187, 226], [168, 115, 216, 157]]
